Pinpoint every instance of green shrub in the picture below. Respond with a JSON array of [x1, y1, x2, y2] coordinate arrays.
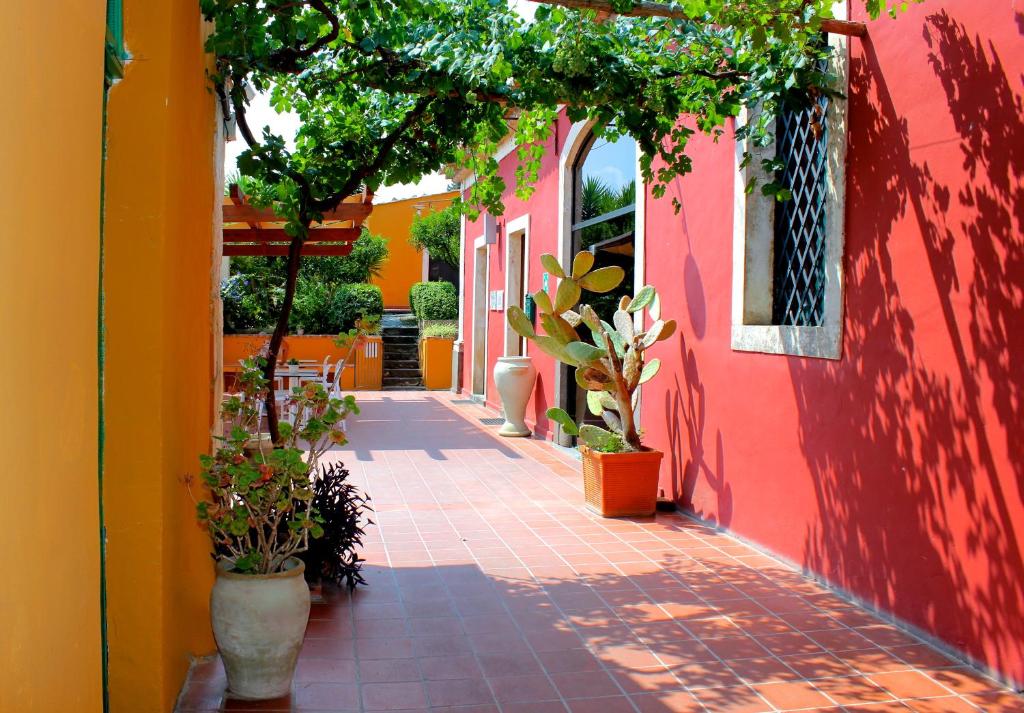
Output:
[[411, 281, 457, 320], [221, 273, 283, 333], [409, 282, 429, 318], [292, 277, 340, 334], [409, 204, 460, 267], [422, 321, 458, 339], [331, 283, 383, 330]]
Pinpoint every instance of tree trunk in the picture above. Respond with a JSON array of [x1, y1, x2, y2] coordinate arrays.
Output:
[[262, 227, 307, 444]]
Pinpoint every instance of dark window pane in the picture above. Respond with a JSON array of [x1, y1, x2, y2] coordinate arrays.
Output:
[[772, 76, 830, 326]]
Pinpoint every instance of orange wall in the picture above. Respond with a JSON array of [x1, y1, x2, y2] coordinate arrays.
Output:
[[366, 192, 457, 309], [103, 1, 218, 711], [0, 3, 106, 712]]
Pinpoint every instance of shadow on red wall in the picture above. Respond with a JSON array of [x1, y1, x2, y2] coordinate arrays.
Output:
[[787, 12, 1024, 679]]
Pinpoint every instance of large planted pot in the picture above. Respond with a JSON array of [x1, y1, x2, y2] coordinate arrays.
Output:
[[581, 445, 664, 517], [211, 558, 310, 700], [493, 356, 537, 437]]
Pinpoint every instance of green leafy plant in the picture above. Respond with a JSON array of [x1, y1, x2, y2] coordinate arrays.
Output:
[[194, 357, 359, 574], [300, 461, 373, 591], [507, 251, 675, 453], [409, 204, 460, 268], [202, 0, 912, 441], [410, 281, 457, 320], [422, 321, 458, 339], [331, 283, 383, 331], [409, 282, 428, 318]]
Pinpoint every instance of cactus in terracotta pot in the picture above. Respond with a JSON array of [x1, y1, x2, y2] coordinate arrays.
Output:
[[506, 251, 675, 453]]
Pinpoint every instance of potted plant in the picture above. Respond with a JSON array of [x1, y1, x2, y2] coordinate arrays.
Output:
[[506, 251, 675, 517], [194, 357, 358, 700]]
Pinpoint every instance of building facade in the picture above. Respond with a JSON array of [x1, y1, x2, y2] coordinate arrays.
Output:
[[3, 2, 221, 711], [457, 0, 1024, 686]]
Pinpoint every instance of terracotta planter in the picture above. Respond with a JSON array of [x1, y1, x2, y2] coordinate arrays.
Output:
[[580, 445, 663, 517], [211, 558, 310, 700], [493, 356, 537, 437]]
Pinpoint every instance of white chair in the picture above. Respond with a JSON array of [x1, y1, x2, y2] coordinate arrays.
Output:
[[319, 356, 333, 388]]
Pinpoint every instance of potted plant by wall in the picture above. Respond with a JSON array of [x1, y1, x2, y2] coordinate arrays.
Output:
[[507, 251, 675, 517], [194, 357, 358, 700]]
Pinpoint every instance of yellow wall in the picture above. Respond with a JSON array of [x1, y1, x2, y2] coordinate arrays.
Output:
[[103, 1, 219, 712], [366, 191, 458, 309], [0, 4, 106, 712]]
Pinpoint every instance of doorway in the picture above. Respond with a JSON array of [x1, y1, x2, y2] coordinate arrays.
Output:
[[471, 243, 488, 397], [504, 215, 530, 357]]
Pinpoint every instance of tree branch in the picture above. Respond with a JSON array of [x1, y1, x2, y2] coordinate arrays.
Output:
[[271, 0, 342, 72], [311, 95, 435, 213], [532, 0, 868, 37]]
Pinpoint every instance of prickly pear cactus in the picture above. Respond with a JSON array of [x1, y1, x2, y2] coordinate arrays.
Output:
[[506, 251, 675, 452]]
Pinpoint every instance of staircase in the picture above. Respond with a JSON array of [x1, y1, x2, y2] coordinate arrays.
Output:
[[381, 311, 423, 390]]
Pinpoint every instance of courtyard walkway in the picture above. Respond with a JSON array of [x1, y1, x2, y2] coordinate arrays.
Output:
[[177, 392, 1019, 712]]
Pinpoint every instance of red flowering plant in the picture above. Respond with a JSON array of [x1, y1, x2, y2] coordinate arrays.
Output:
[[196, 357, 359, 574]]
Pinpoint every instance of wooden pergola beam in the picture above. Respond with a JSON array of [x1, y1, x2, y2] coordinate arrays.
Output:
[[532, 0, 868, 37], [224, 202, 372, 225], [224, 227, 361, 244], [223, 243, 355, 257]]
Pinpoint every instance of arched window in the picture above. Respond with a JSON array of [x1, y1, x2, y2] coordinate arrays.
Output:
[[571, 131, 637, 321], [561, 130, 638, 435]]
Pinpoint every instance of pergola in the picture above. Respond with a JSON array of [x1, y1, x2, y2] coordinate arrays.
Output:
[[223, 184, 375, 257]]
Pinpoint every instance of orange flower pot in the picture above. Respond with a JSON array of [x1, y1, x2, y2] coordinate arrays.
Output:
[[580, 445, 663, 517]]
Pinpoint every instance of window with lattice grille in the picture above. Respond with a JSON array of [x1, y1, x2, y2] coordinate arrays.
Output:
[[730, 19, 849, 360], [771, 89, 831, 327]]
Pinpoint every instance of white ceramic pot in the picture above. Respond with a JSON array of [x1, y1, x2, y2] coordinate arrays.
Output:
[[211, 557, 310, 700], [493, 356, 537, 437]]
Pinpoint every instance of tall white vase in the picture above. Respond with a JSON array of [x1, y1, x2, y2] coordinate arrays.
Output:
[[493, 356, 537, 437]]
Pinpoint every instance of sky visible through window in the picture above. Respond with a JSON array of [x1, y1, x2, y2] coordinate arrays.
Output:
[[582, 134, 636, 194]]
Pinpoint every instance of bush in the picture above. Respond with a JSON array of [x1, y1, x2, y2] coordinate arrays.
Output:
[[422, 321, 458, 339], [410, 280, 457, 320], [331, 283, 383, 330], [409, 203, 460, 267], [221, 273, 283, 333], [299, 461, 373, 591], [292, 277, 339, 334], [409, 281, 429, 317]]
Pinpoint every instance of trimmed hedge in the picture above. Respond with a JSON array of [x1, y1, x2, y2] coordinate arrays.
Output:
[[409, 282, 429, 317], [331, 283, 384, 330], [410, 280, 457, 320]]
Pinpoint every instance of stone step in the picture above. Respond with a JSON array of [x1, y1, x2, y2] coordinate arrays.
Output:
[[384, 368, 422, 378], [382, 376, 421, 387], [382, 384, 426, 391], [386, 359, 420, 369]]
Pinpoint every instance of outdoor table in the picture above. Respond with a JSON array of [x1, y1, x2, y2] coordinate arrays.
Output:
[[278, 367, 320, 390]]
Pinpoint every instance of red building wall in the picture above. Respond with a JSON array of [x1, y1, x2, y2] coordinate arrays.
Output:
[[459, 1, 1023, 683]]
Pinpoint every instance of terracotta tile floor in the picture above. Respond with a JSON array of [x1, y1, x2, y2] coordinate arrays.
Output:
[[177, 392, 1021, 713]]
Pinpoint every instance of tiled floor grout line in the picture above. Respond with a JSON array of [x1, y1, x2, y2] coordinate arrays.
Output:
[[395, 444, 574, 713], [443, 444, 657, 713], [436, 395, 987, 711], [442, 421, 785, 713], [447, 435, 729, 713], [378, 446, 506, 712], [174, 394, 1019, 712], [648, 524, 985, 707]]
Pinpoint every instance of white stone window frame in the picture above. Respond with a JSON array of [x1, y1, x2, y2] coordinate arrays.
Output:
[[731, 13, 850, 361]]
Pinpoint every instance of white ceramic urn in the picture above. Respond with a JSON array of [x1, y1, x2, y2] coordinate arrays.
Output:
[[493, 356, 537, 437], [211, 558, 310, 700]]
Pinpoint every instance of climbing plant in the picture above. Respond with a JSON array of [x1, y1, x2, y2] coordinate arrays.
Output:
[[200, 0, 915, 440]]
